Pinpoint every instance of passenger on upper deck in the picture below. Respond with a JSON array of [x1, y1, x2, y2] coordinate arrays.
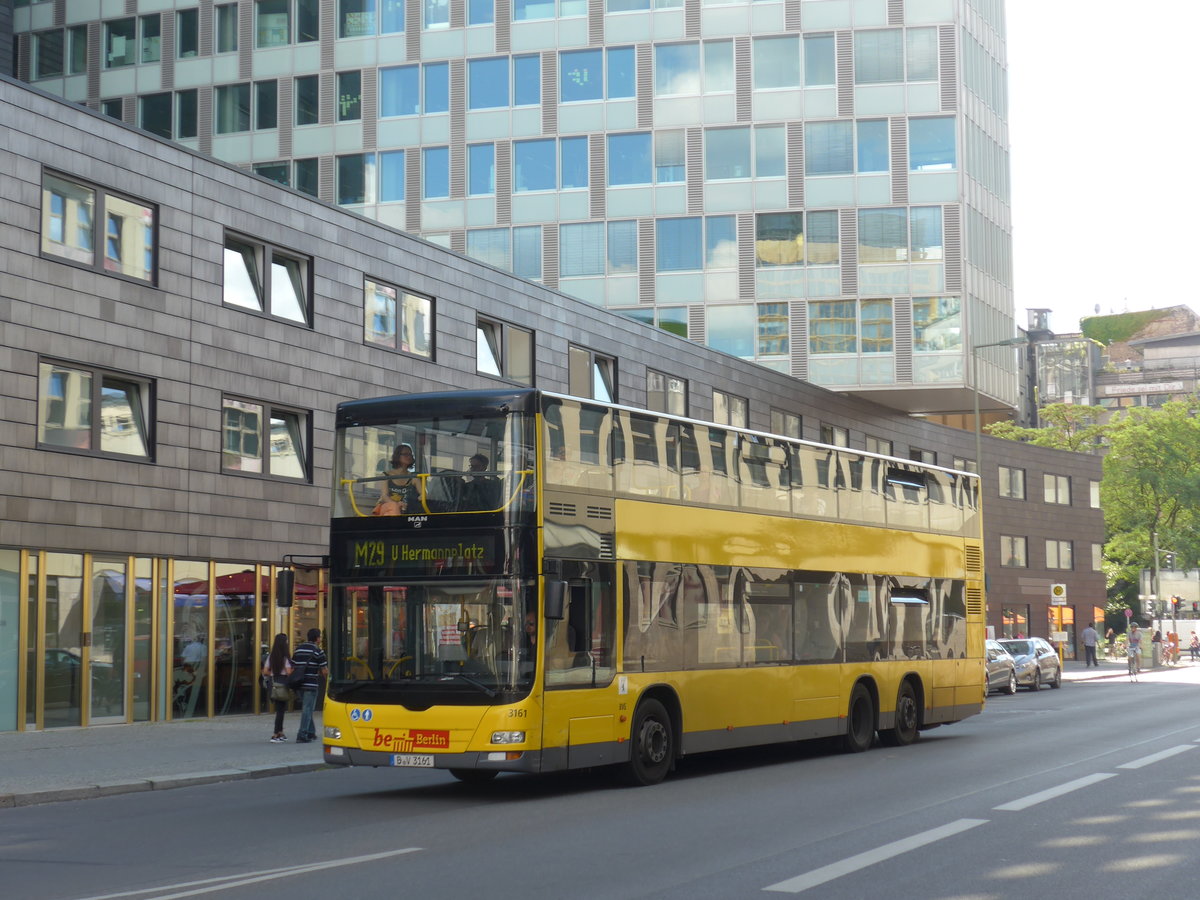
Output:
[[460, 453, 502, 511], [375, 443, 419, 515]]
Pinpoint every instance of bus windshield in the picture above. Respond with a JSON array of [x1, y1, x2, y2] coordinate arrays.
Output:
[[332, 409, 534, 519], [331, 576, 538, 703]]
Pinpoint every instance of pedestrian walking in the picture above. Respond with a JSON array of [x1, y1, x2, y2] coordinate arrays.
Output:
[[1105, 627, 1115, 658], [291, 628, 329, 744], [1190, 632, 1199, 662], [261, 633, 293, 743], [1080, 621, 1099, 667]]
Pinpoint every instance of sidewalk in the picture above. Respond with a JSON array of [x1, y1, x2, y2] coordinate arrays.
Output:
[[1061, 654, 1200, 684], [0, 711, 326, 809]]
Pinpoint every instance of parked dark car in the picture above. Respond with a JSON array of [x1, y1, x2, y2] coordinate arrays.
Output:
[[986, 639, 1018, 694], [998, 637, 1062, 690]]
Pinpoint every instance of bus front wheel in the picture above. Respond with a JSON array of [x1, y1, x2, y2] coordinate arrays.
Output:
[[841, 683, 876, 753], [624, 698, 674, 786]]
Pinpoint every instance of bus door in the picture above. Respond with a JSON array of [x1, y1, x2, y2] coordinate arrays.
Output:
[[541, 566, 617, 769]]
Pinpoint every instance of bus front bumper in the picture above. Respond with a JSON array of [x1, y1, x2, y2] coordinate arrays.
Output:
[[322, 743, 544, 773]]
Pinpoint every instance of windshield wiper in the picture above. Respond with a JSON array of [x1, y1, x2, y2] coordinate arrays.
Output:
[[329, 680, 374, 699], [443, 672, 497, 698]]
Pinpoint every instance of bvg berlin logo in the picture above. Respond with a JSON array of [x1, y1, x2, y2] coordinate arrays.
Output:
[[372, 728, 450, 751]]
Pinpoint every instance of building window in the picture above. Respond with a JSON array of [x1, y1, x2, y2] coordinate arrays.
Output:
[[656, 40, 732, 95], [1001, 536, 1027, 568], [468, 143, 496, 196], [222, 234, 312, 325], [755, 211, 838, 267], [68, 25, 88, 74], [221, 397, 309, 479], [423, 147, 450, 199], [998, 465, 1025, 499], [1043, 473, 1070, 505], [820, 423, 849, 447], [912, 297, 961, 352], [804, 33, 835, 86], [909, 447, 935, 465], [909, 117, 956, 172], [105, 19, 137, 68], [477, 318, 533, 385], [752, 35, 800, 89], [340, 0, 383, 36], [466, 228, 511, 270], [33, 30, 64, 79], [294, 75, 319, 125], [513, 226, 543, 280], [176, 89, 199, 138], [569, 346, 616, 402], [1092, 543, 1103, 572], [713, 390, 748, 428], [469, 0, 494, 25], [380, 150, 406, 201], [216, 4, 239, 53], [176, 9, 199, 58], [854, 28, 903, 84], [560, 222, 604, 277], [337, 153, 375, 204], [41, 172, 156, 283], [866, 436, 892, 456], [140, 93, 173, 139], [364, 279, 433, 358], [38, 360, 153, 459], [1090, 480, 1101, 509], [256, 80, 279, 129], [255, 163, 290, 186], [468, 57, 510, 110], [953, 457, 977, 474], [705, 126, 785, 180], [256, 0, 318, 46], [1046, 539, 1073, 570], [607, 133, 652, 186], [514, 54, 541, 105], [294, 158, 319, 196], [338, 71, 362, 121], [858, 207, 943, 263], [770, 409, 801, 439], [215, 83, 252, 133], [648, 371, 687, 416]]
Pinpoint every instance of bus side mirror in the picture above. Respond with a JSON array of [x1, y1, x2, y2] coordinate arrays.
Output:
[[276, 569, 295, 608], [545, 579, 566, 620]]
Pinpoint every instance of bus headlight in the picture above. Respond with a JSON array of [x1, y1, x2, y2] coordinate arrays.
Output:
[[491, 730, 525, 744], [324, 726, 342, 740]]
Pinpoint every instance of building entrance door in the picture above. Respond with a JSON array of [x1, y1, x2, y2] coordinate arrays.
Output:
[[90, 558, 128, 724]]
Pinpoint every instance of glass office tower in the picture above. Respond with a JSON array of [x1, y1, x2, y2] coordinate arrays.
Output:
[[12, 0, 1015, 416]]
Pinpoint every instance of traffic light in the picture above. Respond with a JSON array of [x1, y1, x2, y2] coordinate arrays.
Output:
[[1165, 553, 1176, 569], [1144, 599, 1156, 616], [1172, 596, 1181, 612]]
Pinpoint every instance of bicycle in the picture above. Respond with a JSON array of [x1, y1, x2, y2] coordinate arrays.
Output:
[[1127, 646, 1141, 681]]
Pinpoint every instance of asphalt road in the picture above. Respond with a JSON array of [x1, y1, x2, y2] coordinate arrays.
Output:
[[4, 674, 1200, 900]]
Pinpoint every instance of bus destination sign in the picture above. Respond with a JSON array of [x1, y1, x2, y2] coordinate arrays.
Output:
[[343, 534, 498, 574]]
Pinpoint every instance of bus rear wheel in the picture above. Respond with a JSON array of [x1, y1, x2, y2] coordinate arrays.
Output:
[[624, 698, 674, 786], [880, 681, 920, 747], [841, 683, 876, 753], [449, 768, 499, 784]]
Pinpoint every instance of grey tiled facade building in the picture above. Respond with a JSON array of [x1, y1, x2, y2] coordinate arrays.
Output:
[[0, 74, 1096, 732], [10, 0, 1017, 419]]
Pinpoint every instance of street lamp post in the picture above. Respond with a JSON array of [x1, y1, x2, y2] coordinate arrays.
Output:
[[971, 337, 1030, 482]]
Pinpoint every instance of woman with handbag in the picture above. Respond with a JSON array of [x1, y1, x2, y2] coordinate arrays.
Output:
[[262, 633, 293, 743]]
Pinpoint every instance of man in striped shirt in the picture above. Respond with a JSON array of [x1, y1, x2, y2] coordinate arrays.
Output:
[[292, 628, 329, 744]]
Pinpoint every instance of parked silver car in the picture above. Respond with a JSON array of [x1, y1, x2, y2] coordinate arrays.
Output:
[[998, 637, 1062, 690], [986, 639, 1018, 694]]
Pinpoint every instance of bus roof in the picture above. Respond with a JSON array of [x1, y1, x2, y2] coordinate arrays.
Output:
[[336, 388, 539, 427]]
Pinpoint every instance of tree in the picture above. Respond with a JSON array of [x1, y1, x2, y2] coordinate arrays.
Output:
[[1102, 400, 1200, 582], [984, 403, 1107, 452]]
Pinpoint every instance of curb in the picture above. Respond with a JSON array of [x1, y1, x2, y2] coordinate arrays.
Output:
[[0, 762, 328, 810]]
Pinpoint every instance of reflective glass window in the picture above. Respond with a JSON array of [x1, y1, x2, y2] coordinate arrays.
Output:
[[708, 306, 755, 359], [105, 19, 137, 68], [754, 36, 800, 89], [756, 125, 786, 177], [805, 121, 852, 175], [469, 57, 509, 110], [857, 120, 889, 173], [380, 150, 406, 201], [909, 117, 956, 171], [175, 10, 197, 58], [469, 143, 496, 196], [424, 63, 449, 113], [294, 75, 319, 125], [755, 212, 804, 268], [469, 0, 494, 24], [337, 153, 375, 205], [467, 228, 511, 270], [706, 216, 736, 268], [513, 226, 543, 280], [704, 40, 734, 92], [706, 127, 751, 180], [809, 300, 857, 354], [912, 297, 960, 351], [340, 0, 378, 37], [607, 133, 652, 186], [804, 34, 835, 86], [608, 47, 636, 98], [514, 55, 541, 106], [514, 139, 556, 192], [256, 1, 290, 48], [655, 43, 699, 95], [140, 93, 173, 139], [216, 4, 239, 51], [758, 302, 789, 356], [424, 0, 450, 29], [655, 130, 685, 183], [561, 49, 603, 102], [656, 218, 702, 271], [380, 66, 420, 116], [906, 27, 938, 81], [910, 207, 943, 260], [855, 29, 904, 84], [423, 147, 450, 198], [34, 29, 64, 79], [858, 208, 908, 263], [338, 71, 362, 121], [256, 81, 279, 130], [560, 222, 605, 277], [560, 137, 589, 189], [607, 220, 637, 274], [215, 83, 251, 134]]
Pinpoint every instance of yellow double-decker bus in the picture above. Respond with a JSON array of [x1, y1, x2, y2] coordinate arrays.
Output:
[[320, 388, 985, 785]]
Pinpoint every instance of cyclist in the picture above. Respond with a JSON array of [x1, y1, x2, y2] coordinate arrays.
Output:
[[1128, 623, 1143, 680]]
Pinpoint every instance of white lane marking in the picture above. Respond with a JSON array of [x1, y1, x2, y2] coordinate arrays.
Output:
[[68, 848, 422, 900], [762, 818, 988, 894], [993, 772, 1115, 811], [1118, 745, 1197, 769]]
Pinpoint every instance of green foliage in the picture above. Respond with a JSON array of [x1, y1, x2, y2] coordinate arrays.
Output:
[[1081, 310, 1171, 344], [1102, 400, 1200, 580], [984, 403, 1107, 452]]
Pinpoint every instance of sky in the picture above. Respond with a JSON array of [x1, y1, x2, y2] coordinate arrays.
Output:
[[1005, 5, 1200, 335]]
